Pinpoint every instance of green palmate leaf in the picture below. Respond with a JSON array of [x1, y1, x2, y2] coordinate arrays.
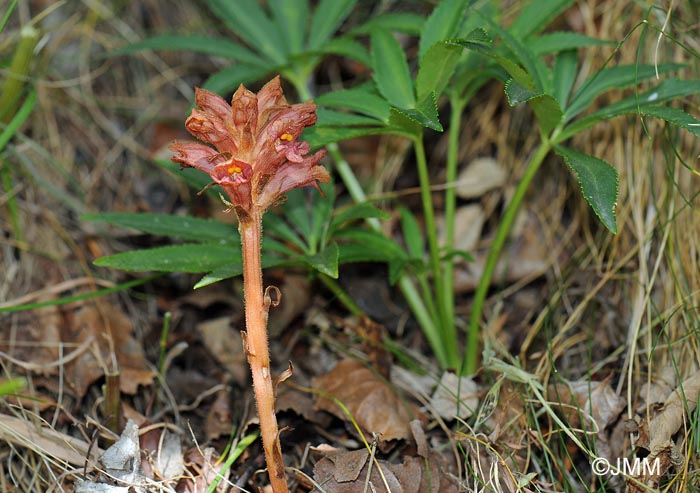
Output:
[[95, 244, 240, 273], [370, 29, 415, 110], [565, 63, 684, 121], [416, 41, 463, 101], [387, 109, 423, 139], [336, 228, 407, 264], [508, 0, 575, 39], [321, 37, 370, 66], [268, 0, 308, 55], [316, 108, 381, 127], [207, 0, 284, 63], [504, 79, 539, 105], [82, 212, 237, 244], [195, 254, 285, 288], [299, 243, 339, 278], [315, 85, 391, 122], [528, 32, 614, 56], [348, 13, 425, 36], [203, 64, 271, 95], [396, 92, 443, 132], [529, 94, 564, 134], [448, 27, 492, 50], [552, 49, 578, 107], [399, 207, 424, 259], [479, 14, 547, 91], [555, 146, 618, 234], [418, 0, 470, 61], [451, 35, 536, 91], [636, 106, 700, 136], [303, 125, 392, 149], [307, 0, 357, 50], [559, 79, 700, 139], [331, 203, 390, 232], [504, 79, 563, 134], [109, 35, 267, 67], [310, 182, 335, 248]]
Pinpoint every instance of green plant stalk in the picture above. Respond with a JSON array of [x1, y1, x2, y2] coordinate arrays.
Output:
[[463, 140, 552, 374], [413, 137, 457, 368], [441, 97, 467, 357], [293, 81, 450, 368], [318, 273, 363, 317], [157, 311, 172, 376], [0, 25, 39, 124]]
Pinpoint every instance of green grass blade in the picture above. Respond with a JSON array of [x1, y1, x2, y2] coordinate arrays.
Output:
[[0, 0, 17, 33], [555, 146, 619, 234], [0, 89, 36, 152], [206, 432, 259, 493], [0, 275, 161, 314]]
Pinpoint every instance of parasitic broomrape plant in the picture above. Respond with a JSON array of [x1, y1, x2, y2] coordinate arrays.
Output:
[[171, 76, 329, 492]]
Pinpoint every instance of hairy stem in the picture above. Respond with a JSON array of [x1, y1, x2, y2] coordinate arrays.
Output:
[[464, 140, 552, 374], [240, 212, 288, 493]]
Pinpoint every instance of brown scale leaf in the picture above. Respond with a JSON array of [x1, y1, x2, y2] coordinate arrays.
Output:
[[313, 359, 413, 443]]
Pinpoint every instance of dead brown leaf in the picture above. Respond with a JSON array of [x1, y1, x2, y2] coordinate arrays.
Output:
[[630, 369, 700, 490], [1, 300, 154, 399], [313, 359, 413, 444], [62, 302, 156, 397], [312, 422, 458, 493], [197, 317, 248, 385], [548, 377, 625, 430], [205, 387, 233, 440]]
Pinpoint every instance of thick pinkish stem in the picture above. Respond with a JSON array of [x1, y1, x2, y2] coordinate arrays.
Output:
[[239, 211, 288, 493]]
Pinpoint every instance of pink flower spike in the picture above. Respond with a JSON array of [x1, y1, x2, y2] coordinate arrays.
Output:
[[170, 76, 329, 219]]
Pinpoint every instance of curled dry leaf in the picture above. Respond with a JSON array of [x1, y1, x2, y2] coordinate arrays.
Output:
[[313, 359, 413, 443], [630, 370, 700, 490]]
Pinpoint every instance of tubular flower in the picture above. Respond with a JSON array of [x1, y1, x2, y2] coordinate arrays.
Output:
[[170, 76, 329, 220]]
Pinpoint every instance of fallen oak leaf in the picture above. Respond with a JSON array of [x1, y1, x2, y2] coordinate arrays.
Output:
[[312, 359, 413, 444]]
